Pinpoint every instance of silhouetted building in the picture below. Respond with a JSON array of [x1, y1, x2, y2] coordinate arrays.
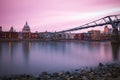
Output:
[[108, 28, 112, 34], [0, 26, 2, 39], [8, 27, 18, 39], [30, 32, 39, 39], [9, 26, 14, 32], [1, 32, 9, 39], [22, 21, 31, 39], [88, 30, 101, 40], [83, 33, 91, 40], [118, 23, 120, 39], [104, 26, 109, 34], [74, 33, 84, 40], [102, 26, 112, 40], [0, 32, 18, 39], [0, 26, 2, 32], [118, 23, 120, 31], [18, 32, 23, 39], [9, 32, 18, 39]]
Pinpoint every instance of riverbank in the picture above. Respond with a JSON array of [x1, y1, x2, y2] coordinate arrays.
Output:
[[0, 62, 120, 80], [0, 39, 111, 42]]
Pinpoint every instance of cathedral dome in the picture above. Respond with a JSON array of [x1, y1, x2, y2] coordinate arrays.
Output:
[[22, 21, 31, 33]]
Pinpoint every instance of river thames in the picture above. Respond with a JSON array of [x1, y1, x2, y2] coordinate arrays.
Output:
[[0, 41, 120, 76]]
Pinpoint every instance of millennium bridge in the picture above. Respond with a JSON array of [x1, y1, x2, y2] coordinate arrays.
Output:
[[50, 14, 120, 43]]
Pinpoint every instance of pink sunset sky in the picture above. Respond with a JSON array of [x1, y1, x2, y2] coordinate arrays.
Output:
[[0, 0, 120, 32]]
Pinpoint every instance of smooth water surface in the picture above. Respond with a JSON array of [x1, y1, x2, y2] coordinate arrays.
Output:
[[0, 41, 120, 76]]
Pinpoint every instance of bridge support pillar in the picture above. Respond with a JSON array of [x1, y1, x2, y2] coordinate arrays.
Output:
[[111, 28, 120, 44]]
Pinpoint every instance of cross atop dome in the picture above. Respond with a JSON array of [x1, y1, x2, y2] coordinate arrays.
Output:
[[24, 21, 29, 27], [25, 21, 28, 26]]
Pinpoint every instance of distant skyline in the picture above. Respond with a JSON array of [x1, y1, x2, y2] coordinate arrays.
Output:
[[0, 0, 120, 32]]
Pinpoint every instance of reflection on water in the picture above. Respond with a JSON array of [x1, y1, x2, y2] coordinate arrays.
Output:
[[22, 42, 30, 63], [0, 41, 120, 76], [0, 43, 2, 61], [8, 42, 14, 59], [111, 43, 120, 61]]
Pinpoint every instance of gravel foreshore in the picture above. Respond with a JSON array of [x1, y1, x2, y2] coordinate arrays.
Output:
[[0, 62, 120, 80]]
